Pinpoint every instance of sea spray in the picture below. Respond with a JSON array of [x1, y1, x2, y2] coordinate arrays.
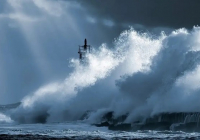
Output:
[[10, 28, 162, 123], [11, 44, 124, 123], [10, 27, 200, 125], [120, 27, 200, 122], [0, 113, 13, 123]]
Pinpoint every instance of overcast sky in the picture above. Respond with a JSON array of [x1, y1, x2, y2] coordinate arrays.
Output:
[[0, 0, 200, 104], [78, 0, 200, 28]]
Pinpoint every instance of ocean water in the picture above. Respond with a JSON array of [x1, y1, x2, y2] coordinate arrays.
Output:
[[0, 122, 200, 140]]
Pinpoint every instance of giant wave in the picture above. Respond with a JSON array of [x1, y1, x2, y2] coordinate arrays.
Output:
[[4, 27, 200, 132]]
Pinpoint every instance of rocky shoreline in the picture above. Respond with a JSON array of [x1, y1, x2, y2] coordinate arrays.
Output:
[[90, 111, 200, 132]]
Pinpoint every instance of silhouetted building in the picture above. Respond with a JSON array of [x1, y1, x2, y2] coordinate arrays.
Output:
[[78, 39, 91, 61]]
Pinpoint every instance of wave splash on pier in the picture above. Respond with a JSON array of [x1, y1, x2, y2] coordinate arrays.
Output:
[[6, 27, 200, 126]]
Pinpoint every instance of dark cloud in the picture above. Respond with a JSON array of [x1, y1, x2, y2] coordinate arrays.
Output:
[[77, 0, 200, 29]]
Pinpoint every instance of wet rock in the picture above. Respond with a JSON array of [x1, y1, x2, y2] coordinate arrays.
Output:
[[109, 123, 132, 131]]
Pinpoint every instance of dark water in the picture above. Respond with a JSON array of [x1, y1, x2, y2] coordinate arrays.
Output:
[[0, 122, 200, 140]]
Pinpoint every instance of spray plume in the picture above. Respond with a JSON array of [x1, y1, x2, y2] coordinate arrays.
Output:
[[8, 27, 200, 124]]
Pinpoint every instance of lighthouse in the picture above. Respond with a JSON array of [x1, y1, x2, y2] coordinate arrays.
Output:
[[78, 39, 91, 61]]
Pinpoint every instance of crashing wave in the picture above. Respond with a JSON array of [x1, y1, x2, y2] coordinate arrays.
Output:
[[5, 27, 200, 133]]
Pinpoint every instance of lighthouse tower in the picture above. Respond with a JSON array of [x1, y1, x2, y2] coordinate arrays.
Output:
[[78, 39, 91, 61]]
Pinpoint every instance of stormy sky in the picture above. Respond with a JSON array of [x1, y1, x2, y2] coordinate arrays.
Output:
[[0, 0, 200, 104], [78, 0, 200, 28]]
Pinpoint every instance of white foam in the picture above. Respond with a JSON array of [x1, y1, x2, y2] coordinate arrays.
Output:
[[0, 113, 13, 123]]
